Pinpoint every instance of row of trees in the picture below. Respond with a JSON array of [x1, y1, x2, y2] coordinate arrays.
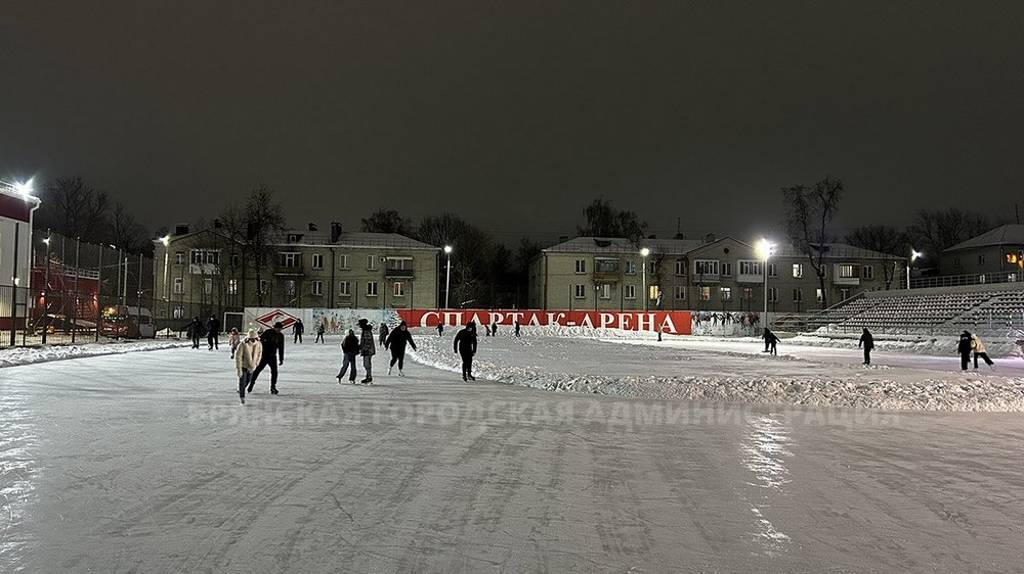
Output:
[[33, 176, 151, 254]]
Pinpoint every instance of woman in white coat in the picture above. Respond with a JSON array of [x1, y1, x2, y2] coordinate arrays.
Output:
[[236, 329, 262, 403]]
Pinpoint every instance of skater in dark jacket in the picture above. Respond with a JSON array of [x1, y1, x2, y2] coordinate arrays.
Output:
[[514, 321, 521, 338], [206, 315, 221, 350], [336, 329, 360, 383], [436, 323, 444, 337], [454, 321, 478, 381], [315, 322, 326, 344], [858, 328, 874, 365], [764, 329, 779, 356], [186, 316, 203, 349], [249, 322, 285, 394], [957, 331, 973, 371], [292, 319, 304, 344], [360, 319, 376, 384], [385, 321, 417, 376]]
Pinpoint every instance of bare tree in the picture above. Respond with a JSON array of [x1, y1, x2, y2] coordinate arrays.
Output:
[[219, 186, 285, 307], [37, 177, 110, 243], [110, 201, 149, 254], [908, 208, 992, 266], [782, 176, 843, 308], [361, 209, 412, 235], [417, 213, 495, 307], [577, 199, 648, 244], [845, 225, 907, 289]]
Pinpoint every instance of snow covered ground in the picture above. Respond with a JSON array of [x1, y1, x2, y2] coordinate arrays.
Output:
[[410, 328, 1024, 411], [1, 340, 1023, 572], [0, 338, 191, 368]]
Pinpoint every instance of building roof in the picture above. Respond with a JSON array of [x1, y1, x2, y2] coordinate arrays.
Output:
[[159, 228, 439, 251], [944, 224, 1024, 252], [542, 236, 704, 255], [771, 242, 901, 261]]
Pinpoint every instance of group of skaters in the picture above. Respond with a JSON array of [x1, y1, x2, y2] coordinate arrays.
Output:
[[287, 318, 328, 344]]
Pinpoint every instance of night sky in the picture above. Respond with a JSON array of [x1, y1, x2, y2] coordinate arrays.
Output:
[[2, 1, 1021, 243]]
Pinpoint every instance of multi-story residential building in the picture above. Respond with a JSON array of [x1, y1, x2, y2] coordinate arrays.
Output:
[[152, 223, 440, 323], [941, 224, 1024, 279], [529, 236, 898, 315]]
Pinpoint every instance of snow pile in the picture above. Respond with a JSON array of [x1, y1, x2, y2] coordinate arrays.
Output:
[[792, 331, 1017, 357], [408, 330, 1024, 412], [0, 339, 191, 368]]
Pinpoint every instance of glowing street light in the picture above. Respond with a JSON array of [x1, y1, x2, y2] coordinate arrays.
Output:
[[907, 249, 923, 290], [756, 239, 775, 326], [443, 245, 453, 308], [640, 247, 651, 311]]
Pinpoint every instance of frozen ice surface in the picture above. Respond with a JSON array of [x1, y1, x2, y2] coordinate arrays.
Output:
[[1, 334, 1023, 572], [0, 339, 190, 368]]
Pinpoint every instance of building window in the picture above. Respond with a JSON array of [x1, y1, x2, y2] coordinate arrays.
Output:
[[675, 260, 686, 276], [190, 250, 204, 264], [624, 285, 636, 299], [393, 282, 404, 297], [173, 278, 184, 294], [792, 263, 804, 278], [838, 264, 856, 279], [366, 281, 379, 296], [793, 288, 803, 303], [768, 287, 778, 302], [840, 288, 850, 300], [311, 253, 323, 269], [694, 260, 719, 276], [175, 251, 185, 264], [338, 281, 351, 296], [172, 305, 185, 319], [953, 257, 961, 268], [367, 255, 378, 270], [625, 260, 636, 274], [742, 287, 753, 300], [648, 285, 660, 302], [203, 278, 213, 295], [227, 279, 238, 295], [338, 254, 349, 269], [739, 261, 762, 276], [205, 251, 219, 265], [816, 288, 824, 303], [259, 280, 269, 294], [575, 259, 586, 274], [573, 284, 586, 298], [230, 253, 240, 268], [285, 280, 296, 297], [700, 286, 712, 301], [978, 254, 986, 265], [311, 280, 324, 296], [768, 263, 777, 278], [675, 286, 686, 300], [596, 284, 610, 299], [281, 253, 300, 268], [862, 265, 874, 279], [721, 287, 732, 301], [720, 262, 732, 277]]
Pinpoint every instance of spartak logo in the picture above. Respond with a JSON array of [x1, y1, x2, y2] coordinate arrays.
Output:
[[255, 309, 300, 330]]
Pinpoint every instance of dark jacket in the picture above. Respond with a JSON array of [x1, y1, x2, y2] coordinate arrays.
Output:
[[186, 319, 203, 337], [293, 321, 305, 334], [763, 329, 779, 344], [360, 328, 376, 356], [957, 333, 973, 355], [342, 333, 359, 354], [316, 323, 325, 334], [260, 329, 285, 362], [385, 328, 417, 354], [206, 318, 221, 335], [454, 327, 478, 355], [859, 330, 874, 350]]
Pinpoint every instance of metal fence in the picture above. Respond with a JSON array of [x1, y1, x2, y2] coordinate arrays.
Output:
[[910, 271, 1022, 290]]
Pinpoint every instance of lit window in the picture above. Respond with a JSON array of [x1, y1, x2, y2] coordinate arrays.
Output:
[[721, 287, 732, 301], [792, 263, 803, 278]]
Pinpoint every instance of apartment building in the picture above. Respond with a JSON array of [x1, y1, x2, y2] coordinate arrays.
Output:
[[941, 224, 1024, 279], [153, 224, 440, 321], [529, 236, 897, 314]]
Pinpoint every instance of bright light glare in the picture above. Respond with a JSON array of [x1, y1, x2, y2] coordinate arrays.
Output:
[[443, 245, 453, 254], [755, 238, 775, 261], [160, 235, 170, 246], [640, 247, 651, 257], [911, 249, 923, 261]]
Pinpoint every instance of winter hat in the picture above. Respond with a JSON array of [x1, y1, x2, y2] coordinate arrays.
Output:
[[273, 321, 284, 329], [358, 318, 369, 328], [247, 329, 258, 339]]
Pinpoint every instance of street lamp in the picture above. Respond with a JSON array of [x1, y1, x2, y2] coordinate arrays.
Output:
[[4, 178, 40, 346], [443, 245, 453, 308], [639, 247, 651, 311], [756, 238, 775, 326], [907, 249, 923, 290], [160, 235, 170, 320]]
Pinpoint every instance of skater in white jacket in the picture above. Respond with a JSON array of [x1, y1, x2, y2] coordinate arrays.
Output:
[[235, 329, 262, 403]]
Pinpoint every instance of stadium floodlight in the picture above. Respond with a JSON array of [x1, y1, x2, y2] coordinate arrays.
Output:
[[160, 235, 170, 246], [906, 249, 923, 290], [640, 248, 651, 311], [756, 238, 775, 325], [443, 246, 453, 308]]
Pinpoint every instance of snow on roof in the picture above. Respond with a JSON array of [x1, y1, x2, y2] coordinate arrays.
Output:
[[274, 231, 439, 250], [771, 242, 901, 260], [543, 236, 704, 255], [944, 224, 1024, 252]]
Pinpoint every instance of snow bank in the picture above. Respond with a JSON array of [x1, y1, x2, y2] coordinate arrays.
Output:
[[0, 339, 191, 368], [792, 331, 1018, 357], [408, 329, 1024, 412]]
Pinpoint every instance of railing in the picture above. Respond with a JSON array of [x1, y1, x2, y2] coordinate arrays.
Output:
[[910, 272, 1022, 289], [384, 268, 415, 279]]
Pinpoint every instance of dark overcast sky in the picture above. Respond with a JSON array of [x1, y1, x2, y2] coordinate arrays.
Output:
[[1, 1, 1021, 244]]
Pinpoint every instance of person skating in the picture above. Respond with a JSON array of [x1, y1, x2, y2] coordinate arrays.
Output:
[[228, 327, 241, 359], [454, 321, 478, 381], [206, 314, 221, 350], [484, 324, 491, 337], [336, 329, 360, 383], [249, 321, 285, 395], [971, 333, 995, 370], [764, 329, 779, 356], [359, 319, 376, 384], [315, 321, 325, 344], [379, 323, 389, 348], [858, 328, 874, 365], [957, 331, 973, 371], [762, 327, 774, 353], [514, 321, 521, 338], [292, 319, 304, 344], [187, 316, 202, 349], [436, 323, 444, 337], [235, 329, 261, 404], [385, 321, 417, 376]]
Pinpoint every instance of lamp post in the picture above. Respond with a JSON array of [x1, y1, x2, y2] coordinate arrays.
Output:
[[640, 247, 651, 311], [907, 249, 923, 290], [41, 233, 51, 344], [443, 245, 453, 308], [756, 239, 775, 326], [160, 235, 170, 320], [6, 178, 38, 346]]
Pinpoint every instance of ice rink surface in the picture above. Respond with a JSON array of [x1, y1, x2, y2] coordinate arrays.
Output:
[[2, 333, 1024, 572]]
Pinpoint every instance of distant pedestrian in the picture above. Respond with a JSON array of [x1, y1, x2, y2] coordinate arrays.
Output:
[[360, 319, 376, 384], [385, 321, 417, 377], [336, 329, 360, 383], [454, 321, 478, 381], [764, 328, 779, 356], [187, 316, 202, 349], [484, 324, 491, 337], [292, 319, 304, 344], [315, 321, 325, 344], [514, 321, 521, 338], [437, 323, 444, 337], [762, 327, 774, 353], [206, 314, 221, 350], [491, 322, 498, 337], [957, 331, 973, 371], [379, 323, 389, 347], [658, 326, 664, 342], [858, 328, 874, 365], [249, 322, 285, 395], [235, 329, 261, 404], [228, 327, 241, 359], [971, 334, 995, 370]]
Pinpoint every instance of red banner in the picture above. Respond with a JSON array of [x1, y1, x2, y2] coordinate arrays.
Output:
[[397, 309, 692, 335]]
